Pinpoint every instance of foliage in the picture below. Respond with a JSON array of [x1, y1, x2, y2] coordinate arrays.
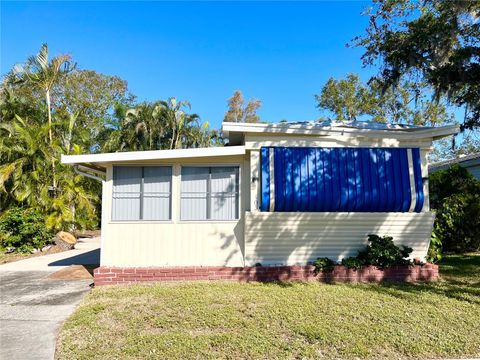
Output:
[[5, 43, 75, 190], [354, 0, 480, 130], [356, 234, 413, 269], [0, 207, 54, 253], [57, 254, 480, 360], [0, 114, 99, 231], [430, 165, 480, 253], [1, 43, 220, 230], [341, 256, 366, 269], [313, 257, 335, 273], [429, 133, 480, 163], [101, 99, 221, 152], [427, 230, 443, 263], [315, 73, 453, 126], [223, 90, 262, 123]]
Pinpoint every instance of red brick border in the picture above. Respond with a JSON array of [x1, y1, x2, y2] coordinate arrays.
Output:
[[94, 264, 439, 286]]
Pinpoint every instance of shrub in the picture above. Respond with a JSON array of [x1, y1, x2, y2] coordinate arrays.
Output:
[[357, 234, 413, 269], [427, 231, 443, 263], [430, 165, 480, 253], [341, 256, 366, 269], [313, 257, 335, 273], [0, 207, 54, 253]]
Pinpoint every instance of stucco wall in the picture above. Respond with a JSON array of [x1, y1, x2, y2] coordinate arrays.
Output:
[[244, 211, 435, 266]]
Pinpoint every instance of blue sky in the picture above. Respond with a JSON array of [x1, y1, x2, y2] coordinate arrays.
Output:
[[3, 1, 378, 129]]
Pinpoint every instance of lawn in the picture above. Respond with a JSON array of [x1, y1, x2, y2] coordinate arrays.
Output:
[[56, 254, 480, 360]]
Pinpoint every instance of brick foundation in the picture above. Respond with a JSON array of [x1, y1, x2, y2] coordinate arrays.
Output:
[[94, 264, 439, 286]]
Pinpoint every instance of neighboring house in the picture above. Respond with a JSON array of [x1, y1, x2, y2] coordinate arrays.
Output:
[[429, 152, 480, 180], [62, 121, 459, 269]]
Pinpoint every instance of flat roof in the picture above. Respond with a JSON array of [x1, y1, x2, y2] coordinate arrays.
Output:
[[222, 121, 460, 140], [61, 146, 246, 165]]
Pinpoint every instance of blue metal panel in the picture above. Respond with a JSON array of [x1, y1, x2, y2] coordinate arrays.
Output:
[[338, 149, 349, 211], [376, 149, 387, 212], [369, 148, 380, 211], [391, 149, 402, 212], [412, 148, 424, 212], [315, 149, 325, 211], [399, 149, 411, 212], [361, 149, 371, 211], [285, 148, 294, 211], [346, 149, 355, 212], [274, 148, 285, 211], [307, 148, 317, 211], [354, 148, 364, 212], [325, 149, 337, 211], [261, 148, 270, 212], [260, 146, 422, 212], [292, 149, 301, 211]]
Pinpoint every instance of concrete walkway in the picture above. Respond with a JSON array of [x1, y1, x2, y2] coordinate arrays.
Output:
[[0, 237, 100, 360]]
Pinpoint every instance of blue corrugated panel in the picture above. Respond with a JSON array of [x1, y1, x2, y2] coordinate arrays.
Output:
[[260, 148, 270, 211], [412, 148, 424, 212], [263, 146, 423, 212]]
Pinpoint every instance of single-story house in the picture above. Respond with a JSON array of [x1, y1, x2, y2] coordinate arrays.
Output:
[[62, 120, 459, 277], [429, 152, 480, 180]]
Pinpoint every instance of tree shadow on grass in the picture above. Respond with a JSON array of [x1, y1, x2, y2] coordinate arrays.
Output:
[[357, 254, 480, 305]]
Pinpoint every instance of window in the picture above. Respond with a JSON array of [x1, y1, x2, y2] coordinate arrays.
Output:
[[181, 166, 239, 220], [112, 166, 172, 221]]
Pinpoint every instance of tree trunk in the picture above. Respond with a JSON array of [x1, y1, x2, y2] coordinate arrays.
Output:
[[46, 89, 57, 189], [170, 126, 175, 149], [55, 231, 77, 250]]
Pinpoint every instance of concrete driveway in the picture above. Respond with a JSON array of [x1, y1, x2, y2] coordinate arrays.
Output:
[[0, 237, 100, 360]]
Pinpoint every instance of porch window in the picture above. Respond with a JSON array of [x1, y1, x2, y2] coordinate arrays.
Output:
[[181, 166, 239, 220], [112, 166, 172, 221]]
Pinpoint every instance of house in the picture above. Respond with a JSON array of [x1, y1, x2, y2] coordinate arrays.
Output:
[[429, 152, 480, 180], [61, 120, 458, 281]]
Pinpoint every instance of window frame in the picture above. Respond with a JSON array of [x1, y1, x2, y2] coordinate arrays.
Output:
[[111, 165, 173, 223], [179, 164, 241, 222]]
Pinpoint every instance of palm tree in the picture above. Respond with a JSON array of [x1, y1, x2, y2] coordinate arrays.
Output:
[[0, 115, 55, 208], [159, 97, 201, 149], [99, 98, 219, 152], [0, 115, 97, 230], [7, 44, 75, 190]]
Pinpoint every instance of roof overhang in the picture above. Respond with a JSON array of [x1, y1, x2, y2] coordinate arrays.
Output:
[[222, 122, 460, 142], [61, 146, 246, 167]]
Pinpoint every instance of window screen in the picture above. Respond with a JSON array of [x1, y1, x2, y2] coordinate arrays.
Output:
[[112, 166, 172, 221], [181, 166, 239, 220]]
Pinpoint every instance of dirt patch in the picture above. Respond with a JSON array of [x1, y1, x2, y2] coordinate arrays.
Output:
[[74, 229, 101, 238], [47, 265, 94, 280], [0, 245, 67, 264]]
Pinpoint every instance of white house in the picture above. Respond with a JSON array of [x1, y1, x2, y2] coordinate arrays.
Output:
[[62, 121, 459, 272]]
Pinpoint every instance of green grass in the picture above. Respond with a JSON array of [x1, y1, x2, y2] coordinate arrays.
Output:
[[56, 254, 480, 359]]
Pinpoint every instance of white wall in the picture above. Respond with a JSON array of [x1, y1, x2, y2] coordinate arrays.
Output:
[[244, 212, 435, 266], [100, 156, 246, 267]]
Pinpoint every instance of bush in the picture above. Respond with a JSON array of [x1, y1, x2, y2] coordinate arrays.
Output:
[[429, 165, 480, 253], [0, 207, 54, 253], [357, 234, 413, 269], [313, 257, 335, 273], [341, 256, 366, 269]]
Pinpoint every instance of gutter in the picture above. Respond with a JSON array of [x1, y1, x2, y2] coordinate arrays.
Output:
[[74, 165, 106, 182]]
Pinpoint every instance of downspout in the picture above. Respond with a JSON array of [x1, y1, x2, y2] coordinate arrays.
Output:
[[74, 165, 105, 182]]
